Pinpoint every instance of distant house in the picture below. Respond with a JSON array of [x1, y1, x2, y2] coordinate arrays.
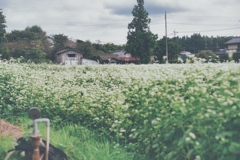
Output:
[[98, 50, 141, 64], [180, 51, 193, 61], [215, 37, 240, 62], [98, 54, 120, 64], [82, 58, 99, 65], [56, 47, 83, 65], [217, 37, 240, 55], [111, 50, 140, 64], [112, 50, 131, 58], [224, 37, 240, 53]]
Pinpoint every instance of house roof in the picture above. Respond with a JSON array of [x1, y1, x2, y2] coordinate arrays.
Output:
[[111, 50, 131, 58], [57, 47, 83, 55], [119, 57, 140, 61], [98, 54, 119, 61], [224, 38, 240, 45]]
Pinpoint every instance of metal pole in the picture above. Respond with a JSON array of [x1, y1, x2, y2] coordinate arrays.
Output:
[[31, 118, 50, 160], [46, 126, 50, 160], [165, 11, 168, 63], [30, 134, 42, 160]]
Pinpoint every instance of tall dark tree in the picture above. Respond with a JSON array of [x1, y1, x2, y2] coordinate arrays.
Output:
[[50, 34, 68, 50], [49, 34, 68, 61], [126, 0, 157, 64], [0, 9, 8, 59]]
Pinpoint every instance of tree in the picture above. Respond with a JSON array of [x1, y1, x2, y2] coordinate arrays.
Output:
[[126, 0, 157, 64], [154, 37, 182, 63], [4, 25, 51, 61], [49, 34, 68, 61], [196, 50, 218, 62], [25, 48, 47, 63], [0, 9, 8, 59], [50, 34, 68, 50]]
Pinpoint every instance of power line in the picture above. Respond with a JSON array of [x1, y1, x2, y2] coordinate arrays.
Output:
[[178, 26, 240, 34]]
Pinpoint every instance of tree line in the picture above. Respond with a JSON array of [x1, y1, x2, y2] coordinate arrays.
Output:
[[1, 25, 125, 63], [0, 6, 234, 64], [176, 33, 232, 53]]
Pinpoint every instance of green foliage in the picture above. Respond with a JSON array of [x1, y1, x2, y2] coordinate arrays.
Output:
[[233, 53, 240, 63], [6, 25, 47, 43], [76, 40, 125, 59], [154, 37, 182, 63], [177, 33, 232, 53], [50, 34, 68, 50], [24, 48, 47, 63], [126, 0, 157, 64], [0, 47, 10, 60], [197, 50, 219, 62], [0, 9, 7, 56], [218, 54, 229, 62], [177, 34, 233, 53], [4, 25, 51, 63]]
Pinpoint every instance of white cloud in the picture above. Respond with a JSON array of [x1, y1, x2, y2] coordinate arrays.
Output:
[[1, 0, 240, 44]]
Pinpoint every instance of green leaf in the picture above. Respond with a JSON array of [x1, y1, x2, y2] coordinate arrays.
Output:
[[229, 142, 240, 154], [23, 132, 32, 140], [216, 131, 235, 138], [152, 143, 159, 149]]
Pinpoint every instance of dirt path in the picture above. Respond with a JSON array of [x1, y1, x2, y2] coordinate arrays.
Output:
[[0, 119, 23, 140]]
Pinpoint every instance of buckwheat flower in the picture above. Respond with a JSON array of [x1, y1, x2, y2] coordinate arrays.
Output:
[[131, 128, 136, 132], [195, 141, 200, 146], [207, 109, 212, 112], [189, 132, 196, 139], [195, 155, 200, 159], [232, 106, 237, 110], [144, 120, 148, 124], [185, 137, 191, 141], [120, 128, 126, 132], [219, 113, 223, 116], [151, 120, 157, 125], [93, 117, 99, 121], [129, 134, 133, 138], [224, 90, 234, 96]]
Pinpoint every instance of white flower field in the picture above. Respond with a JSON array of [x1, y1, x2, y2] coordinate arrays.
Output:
[[1, 60, 240, 159]]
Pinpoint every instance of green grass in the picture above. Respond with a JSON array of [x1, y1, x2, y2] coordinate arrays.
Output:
[[0, 117, 136, 160]]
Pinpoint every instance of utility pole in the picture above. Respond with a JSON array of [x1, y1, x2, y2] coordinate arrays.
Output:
[[216, 36, 219, 51], [205, 38, 208, 50], [165, 11, 168, 63], [173, 29, 178, 37]]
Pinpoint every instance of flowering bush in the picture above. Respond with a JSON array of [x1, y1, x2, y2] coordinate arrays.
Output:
[[1, 61, 240, 159]]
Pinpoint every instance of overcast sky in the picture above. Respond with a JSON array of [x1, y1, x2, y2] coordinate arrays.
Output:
[[1, 0, 240, 44]]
